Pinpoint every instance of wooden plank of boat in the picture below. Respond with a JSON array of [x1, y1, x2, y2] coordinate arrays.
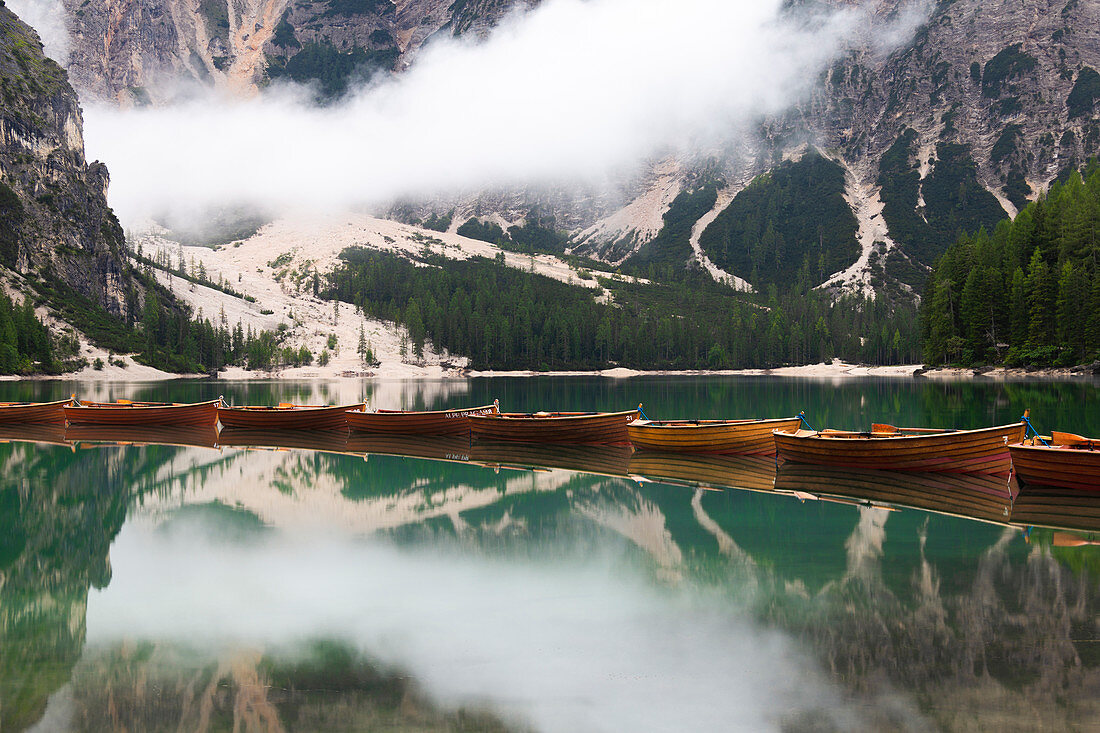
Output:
[[772, 422, 1026, 474], [468, 409, 640, 445], [469, 440, 633, 478], [218, 427, 351, 454], [65, 424, 219, 449], [627, 451, 777, 492], [63, 399, 221, 427], [0, 397, 74, 424], [345, 403, 499, 436], [1009, 438, 1100, 491], [628, 416, 801, 455], [218, 402, 360, 431], [774, 463, 1013, 525]]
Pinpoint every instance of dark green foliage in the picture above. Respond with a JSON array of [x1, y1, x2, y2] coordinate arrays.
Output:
[[421, 210, 453, 232], [0, 292, 54, 374], [920, 168, 1100, 366], [969, 61, 981, 83], [327, 247, 920, 370], [698, 152, 859, 291], [271, 11, 300, 50], [624, 184, 717, 277], [0, 181, 24, 269], [991, 124, 1023, 164], [922, 142, 1008, 247], [506, 209, 569, 255], [268, 43, 398, 100], [878, 131, 1007, 289], [981, 44, 1038, 98], [456, 218, 506, 244], [198, 0, 229, 38], [321, 0, 394, 18], [1067, 66, 1100, 119]]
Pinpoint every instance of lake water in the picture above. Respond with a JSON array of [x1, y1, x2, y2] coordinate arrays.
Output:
[[2, 377, 1098, 732]]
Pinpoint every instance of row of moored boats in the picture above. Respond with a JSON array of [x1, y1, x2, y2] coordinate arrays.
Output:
[[0, 397, 1095, 490]]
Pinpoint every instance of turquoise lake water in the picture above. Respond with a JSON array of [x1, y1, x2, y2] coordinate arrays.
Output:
[[1, 377, 1097, 731]]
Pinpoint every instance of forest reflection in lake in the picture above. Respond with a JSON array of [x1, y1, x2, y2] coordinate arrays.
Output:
[[1, 376, 1098, 732]]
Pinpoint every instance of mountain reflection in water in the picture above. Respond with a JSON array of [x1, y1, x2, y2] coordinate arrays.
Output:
[[0, 377, 1098, 732]]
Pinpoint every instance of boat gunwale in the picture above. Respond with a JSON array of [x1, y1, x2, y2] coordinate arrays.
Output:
[[632, 416, 800, 430], [348, 403, 499, 417], [773, 422, 1025, 443], [471, 409, 640, 422]]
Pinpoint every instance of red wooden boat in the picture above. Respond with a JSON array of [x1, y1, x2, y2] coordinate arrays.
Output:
[[0, 397, 73, 424], [468, 408, 640, 445], [218, 401, 359, 431], [345, 403, 499, 436], [63, 398, 220, 427], [772, 421, 1026, 474], [628, 416, 801, 455], [1009, 431, 1100, 491]]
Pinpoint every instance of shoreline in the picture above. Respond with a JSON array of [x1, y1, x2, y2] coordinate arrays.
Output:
[[4, 360, 1097, 382]]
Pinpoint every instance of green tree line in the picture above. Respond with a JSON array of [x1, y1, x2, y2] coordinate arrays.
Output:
[[327, 247, 920, 370], [921, 165, 1100, 367]]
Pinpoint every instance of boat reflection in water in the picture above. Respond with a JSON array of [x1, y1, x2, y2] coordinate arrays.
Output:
[[469, 440, 633, 478], [217, 427, 351, 454], [65, 424, 220, 450], [773, 463, 1016, 526], [1010, 483, 1100, 533], [345, 432, 475, 463], [0, 422, 71, 447], [627, 450, 777, 493]]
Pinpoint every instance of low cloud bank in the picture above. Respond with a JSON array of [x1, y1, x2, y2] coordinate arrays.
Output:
[[77, 0, 928, 225]]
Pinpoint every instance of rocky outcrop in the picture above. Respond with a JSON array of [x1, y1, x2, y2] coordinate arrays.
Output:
[[0, 5, 134, 317], [60, 0, 528, 103]]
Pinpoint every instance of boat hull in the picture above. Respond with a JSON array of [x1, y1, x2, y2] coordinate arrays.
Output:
[[628, 417, 801, 455], [468, 410, 639, 445], [346, 404, 498, 436], [218, 404, 358, 431], [218, 428, 351, 453], [65, 424, 219, 449], [773, 423, 1025, 474], [1009, 443, 1100, 491], [0, 398, 72, 424], [64, 400, 220, 427]]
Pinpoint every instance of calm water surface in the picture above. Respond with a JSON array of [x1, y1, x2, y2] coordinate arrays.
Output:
[[1, 377, 1098, 732]]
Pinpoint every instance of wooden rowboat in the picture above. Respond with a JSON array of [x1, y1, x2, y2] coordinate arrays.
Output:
[[1010, 484, 1100, 532], [63, 398, 220, 427], [345, 403, 499, 436], [218, 401, 360, 431], [772, 422, 1026, 474], [1009, 431, 1100, 491], [0, 397, 74, 424], [628, 416, 801, 455], [468, 409, 640, 445]]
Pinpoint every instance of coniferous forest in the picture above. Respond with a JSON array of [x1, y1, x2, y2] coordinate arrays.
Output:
[[921, 165, 1100, 368], [328, 248, 921, 370]]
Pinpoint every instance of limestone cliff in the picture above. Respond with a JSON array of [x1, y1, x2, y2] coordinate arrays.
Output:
[[0, 3, 133, 318], [62, 0, 523, 104]]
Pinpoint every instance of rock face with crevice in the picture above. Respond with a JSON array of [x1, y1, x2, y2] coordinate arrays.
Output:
[[0, 4, 133, 317], [61, 0, 524, 104], [52, 0, 1100, 296]]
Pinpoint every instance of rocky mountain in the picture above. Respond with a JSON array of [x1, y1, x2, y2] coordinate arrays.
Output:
[[52, 0, 1100, 301], [0, 2, 135, 320], [61, 0, 523, 104]]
